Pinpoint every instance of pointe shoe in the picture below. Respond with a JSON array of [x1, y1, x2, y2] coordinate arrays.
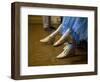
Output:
[[56, 44, 72, 59], [53, 39, 65, 47], [40, 36, 55, 44]]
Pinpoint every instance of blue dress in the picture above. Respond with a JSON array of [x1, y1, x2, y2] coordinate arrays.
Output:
[[60, 16, 88, 42]]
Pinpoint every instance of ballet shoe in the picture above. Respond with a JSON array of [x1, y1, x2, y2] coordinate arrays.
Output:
[[56, 44, 72, 59], [40, 36, 55, 44], [53, 39, 65, 47]]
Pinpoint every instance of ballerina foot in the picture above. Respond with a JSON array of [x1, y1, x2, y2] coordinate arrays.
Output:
[[56, 44, 72, 58], [40, 36, 55, 44], [53, 39, 65, 47]]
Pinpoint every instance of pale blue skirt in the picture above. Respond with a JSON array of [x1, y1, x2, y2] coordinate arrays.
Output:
[[60, 16, 88, 42]]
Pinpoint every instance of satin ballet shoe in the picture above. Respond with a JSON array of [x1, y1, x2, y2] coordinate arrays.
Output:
[[40, 36, 55, 44], [56, 44, 72, 59], [53, 39, 65, 47]]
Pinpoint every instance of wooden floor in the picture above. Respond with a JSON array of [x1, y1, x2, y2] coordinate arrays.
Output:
[[28, 24, 87, 66]]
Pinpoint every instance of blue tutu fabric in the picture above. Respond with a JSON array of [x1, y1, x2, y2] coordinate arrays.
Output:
[[60, 16, 88, 42]]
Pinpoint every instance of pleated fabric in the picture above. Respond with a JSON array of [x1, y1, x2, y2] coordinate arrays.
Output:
[[59, 16, 88, 42]]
